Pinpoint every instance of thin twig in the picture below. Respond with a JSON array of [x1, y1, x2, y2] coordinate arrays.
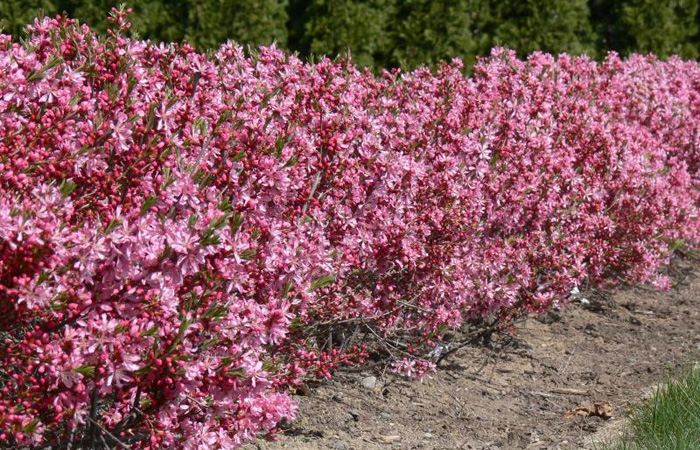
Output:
[[302, 171, 322, 215], [89, 387, 99, 449], [100, 431, 114, 450], [436, 319, 501, 367], [67, 427, 75, 450], [86, 416, 132, 450]]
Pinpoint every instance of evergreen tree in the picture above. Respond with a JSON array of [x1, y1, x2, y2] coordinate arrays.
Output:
[[0, 0, 57, 37], [130, 0, 188, 44], [1, 0, 287, 50], [486, 0, 596, 58], [388, 0, 490, 70], [590, 0, 699, 59], [300, 0, 394, 68], [60, 0, 116, 34], [184, 0, 288, 49], [42, 0, 188, 43], [620, 0, 698, 58], [2, 0, 699, 68], [286, 0, 309, 55], [589, 0, 626, 55]]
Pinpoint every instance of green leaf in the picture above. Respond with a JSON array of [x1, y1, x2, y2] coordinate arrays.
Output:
[[26, 56, 63, 82], [229, 213, 244, 234], [274, 132, 294, 157], [262, 360, 278, 373], [202, 303, 228, 321], [200, 337, 220, 352], [140, 195, 158, 216], [308, 274, 336, 292], [69, 93, 82, 107], [225, 367, 247, 378], [160, 167, 174, 189], [142, 325, 159, 337], [289, 317, 304, 332], [59, 179, 77, 197], [23, 418, 40, 434], [208, 213, 231, 231], [188, 213, 199, 228], [169, 317, 192, 350], [192, 117, 208, 137], [74, 365, 95, 377], [239, 249, 257, 260], [231, 150, 246, 162], [219, 356, 233, 368], [104, 218, 122, 234], [281, 280, 293, 298], [199, 230, 221, 247], [37, 270, 50, 284], [669, 239, 686, 252], [105, 83, 120, 102], [218, 197, 233, 212]]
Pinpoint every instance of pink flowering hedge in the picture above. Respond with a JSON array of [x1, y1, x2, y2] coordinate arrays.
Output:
[[1, 12, 698, 449]]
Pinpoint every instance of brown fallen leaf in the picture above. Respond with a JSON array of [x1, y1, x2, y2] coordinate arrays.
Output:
[[563, 401, 612, 420]]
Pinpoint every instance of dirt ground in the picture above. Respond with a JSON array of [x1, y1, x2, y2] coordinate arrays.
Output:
[[243, 259, 700, 450]]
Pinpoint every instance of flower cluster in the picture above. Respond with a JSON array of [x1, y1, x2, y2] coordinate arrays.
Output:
[[390, 357, 437, 382], [0, 11, 698, 449]]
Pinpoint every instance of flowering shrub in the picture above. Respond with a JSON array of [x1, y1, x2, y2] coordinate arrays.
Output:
[[0, 11, 698, 449]]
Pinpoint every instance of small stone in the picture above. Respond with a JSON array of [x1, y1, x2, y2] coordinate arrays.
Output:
[[349, 410, 361, 421], [380, 412, 392, 421], [520, 361, 535, 374], [597, 374, 611, 385], [423, 432, 434, 439], [360, 376, 377, 390], [381, 435, 402, 443], [332, 440, 350, 450]]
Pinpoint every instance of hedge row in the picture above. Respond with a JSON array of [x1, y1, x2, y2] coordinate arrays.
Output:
[[0, 12, 698, 449]]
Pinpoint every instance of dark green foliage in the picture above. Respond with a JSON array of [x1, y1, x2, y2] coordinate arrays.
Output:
[[0, 0, 57, 37], [129, 0, 188, 44], [1, 0, 699, 68], [1, 0, 287, 49], [388, 0, 489, 70], [486, 0, 596, 57], [285, 0, 309, 55], [617, 0, 698, 59], [183, 0, 288, 49], [590, 0, 699, 59], [299, 0, 393, 68]]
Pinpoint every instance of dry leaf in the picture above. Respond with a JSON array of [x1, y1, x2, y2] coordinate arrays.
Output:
[[563, 401, 612, 420]]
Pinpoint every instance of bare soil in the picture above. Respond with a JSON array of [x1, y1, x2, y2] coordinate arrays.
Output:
[[244, 260, 700, 450]]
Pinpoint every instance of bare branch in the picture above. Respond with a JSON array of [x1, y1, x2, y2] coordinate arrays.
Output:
[[85, 417, 131, 450]]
